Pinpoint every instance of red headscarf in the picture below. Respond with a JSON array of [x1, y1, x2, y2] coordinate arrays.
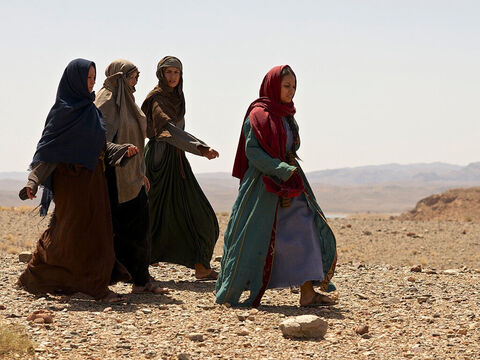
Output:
[[232, 65, 304, 198]]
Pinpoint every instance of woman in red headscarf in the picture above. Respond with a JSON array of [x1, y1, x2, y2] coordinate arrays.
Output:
[[216, 65, 337, 307]]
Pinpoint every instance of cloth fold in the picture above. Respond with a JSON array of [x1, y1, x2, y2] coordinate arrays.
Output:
[[95, 59, 147, 203]]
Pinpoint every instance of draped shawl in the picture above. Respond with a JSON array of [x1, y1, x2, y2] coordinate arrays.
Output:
[[232, 65, 304, 198], [141, 56, 185, 137], [31, 59, 105, 174], [95, 59, 147, 203]]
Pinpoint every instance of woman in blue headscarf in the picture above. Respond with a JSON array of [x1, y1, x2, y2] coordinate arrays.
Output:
[[18, 59, 137, 302]]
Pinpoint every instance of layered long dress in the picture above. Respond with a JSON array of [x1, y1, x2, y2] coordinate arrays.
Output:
[[18, 144, 131, 300], [216, 117, 337, 307], [95, 60, 151, 286], [144, 119, 219, 268]]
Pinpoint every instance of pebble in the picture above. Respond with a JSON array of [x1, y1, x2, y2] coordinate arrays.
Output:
[[18, 251, 32, 263], [355, 325, 369, 335], [188, 333, 204, 342], [410, 265, 422, 272]]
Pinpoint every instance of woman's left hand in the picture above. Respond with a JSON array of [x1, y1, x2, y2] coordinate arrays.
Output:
[[144, 176, 150, 192], [126, 145, 139, 157]]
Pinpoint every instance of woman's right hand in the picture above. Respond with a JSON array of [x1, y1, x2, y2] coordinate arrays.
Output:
[[199, 146, 219, 160]]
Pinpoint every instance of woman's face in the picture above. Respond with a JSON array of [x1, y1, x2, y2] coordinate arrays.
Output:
[[163, 67, 181, 88], [280, 73, 296, 104], [128, 70, 139, 87], [87, 66, 96, 93]]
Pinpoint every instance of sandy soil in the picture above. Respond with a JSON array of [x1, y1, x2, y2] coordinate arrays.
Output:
[[0, 208, 479, 359]]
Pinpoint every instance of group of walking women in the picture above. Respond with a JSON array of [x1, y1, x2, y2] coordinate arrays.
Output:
[[18, 57, 337, 307]]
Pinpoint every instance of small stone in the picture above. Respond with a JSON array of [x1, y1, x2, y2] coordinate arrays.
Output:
[[0, 305, 5, 310], [407, 276, 416, 282], [178, 354, 192, 360], [103, 307, 112, 312], [362, 231, 372, 236], [354, 293, 368, 300], [355, 325, 369, 335], [33, 317, 45, 324], [458, 329, 468, 335], [237, 312, 250, 321], [141, 308, 152, 314], [443, 269, 460, 275], [280, 315, 328, 338], [18, 252, 32, 263], [188, 333, 204, 342], [410, 265, 422, 272], [237, 329, 249, 336], [406, 232, 416, 237]]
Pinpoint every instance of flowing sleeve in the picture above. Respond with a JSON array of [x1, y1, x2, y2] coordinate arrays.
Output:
[[157, 122, 208, 156], [19, 162, 57, 200], [243, 119, 296, 181], [105, 142, 134, 167]]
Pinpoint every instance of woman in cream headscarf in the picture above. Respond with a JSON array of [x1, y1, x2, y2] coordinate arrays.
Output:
[[142, 56, 220, 280], [95, 59, 167, 294]]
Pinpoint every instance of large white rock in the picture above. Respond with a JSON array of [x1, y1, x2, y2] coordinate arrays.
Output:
[[280, 315, 328, 338]]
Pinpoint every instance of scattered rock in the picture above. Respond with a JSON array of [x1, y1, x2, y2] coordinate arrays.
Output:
[[237, 312, 250, 321], [188, 333, 204, 342], [443, 269, 460, 275], [280, 315, 328, 338], [407, 276, 416, 282], [354, 293, 369, 300], [103, 307, 112, 312], [362, 231, 372, 236], [410, 265, 422, 272], [0, 304, 5, 310], [18, 251, 32, 263], [27, 309, 54, 324], [355, 325, 369, 335], [178, 354, 192, 360]]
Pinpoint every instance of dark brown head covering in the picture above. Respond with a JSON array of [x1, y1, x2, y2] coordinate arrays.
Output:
[[141, 56, 185, 138]]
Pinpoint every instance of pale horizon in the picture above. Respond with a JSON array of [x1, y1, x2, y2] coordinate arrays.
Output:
[[1, 0, 479, 174]]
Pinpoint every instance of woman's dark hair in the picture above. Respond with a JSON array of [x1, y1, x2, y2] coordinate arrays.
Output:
[[281, 66, 296, 81]]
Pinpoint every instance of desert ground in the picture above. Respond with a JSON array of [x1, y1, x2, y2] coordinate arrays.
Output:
[[0, 207, 479, 359]]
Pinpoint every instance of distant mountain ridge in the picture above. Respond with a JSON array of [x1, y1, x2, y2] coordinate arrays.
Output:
[[2, 162, 480, 213], [306, 162, 480, 185]]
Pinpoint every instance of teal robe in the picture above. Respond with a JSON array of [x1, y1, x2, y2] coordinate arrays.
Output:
[[216, 118, 337, 307]]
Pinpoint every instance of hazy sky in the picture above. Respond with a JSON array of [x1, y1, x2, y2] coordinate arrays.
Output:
[[1, 0, 478, 174]]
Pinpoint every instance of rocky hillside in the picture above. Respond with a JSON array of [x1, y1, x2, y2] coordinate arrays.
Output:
[[399, 187, 480, 221]]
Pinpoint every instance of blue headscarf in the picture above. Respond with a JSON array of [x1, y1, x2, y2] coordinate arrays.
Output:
[[31, 58, 106, 172], [30, 58, 106, 214]]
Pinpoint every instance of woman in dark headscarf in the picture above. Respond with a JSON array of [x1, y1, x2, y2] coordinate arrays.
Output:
[[216, 65, 337, 307], [142, 56, 220, 280], [95, 59, 167, 294], [18, 58, 137, 302]]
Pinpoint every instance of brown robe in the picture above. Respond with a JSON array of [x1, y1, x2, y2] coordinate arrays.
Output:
[[18, 145, 131, 300]]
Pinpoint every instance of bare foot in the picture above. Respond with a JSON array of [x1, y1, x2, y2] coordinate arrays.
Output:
[[300, 292, 336, 307], [132, 283, 169, 295], [98, 291, 125, 304], [195, 269, 218, 280]]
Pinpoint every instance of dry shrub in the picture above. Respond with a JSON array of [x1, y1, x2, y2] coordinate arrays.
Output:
[[0, 322, 34, 358]]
